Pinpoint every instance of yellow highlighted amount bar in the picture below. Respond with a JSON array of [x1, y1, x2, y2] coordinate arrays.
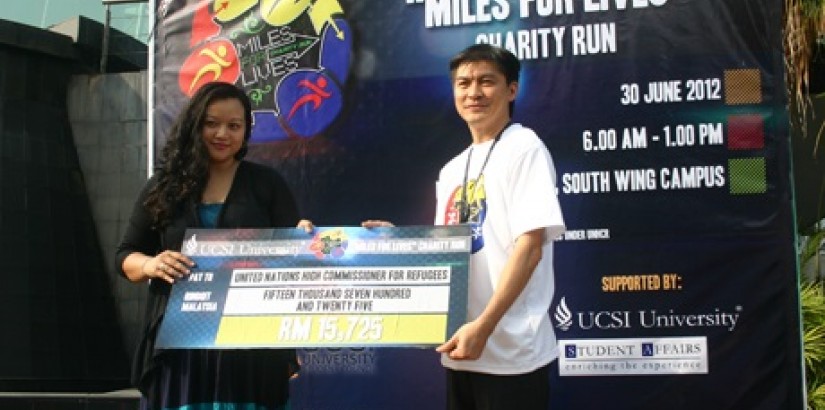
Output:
[[215, 314, 447, 347]]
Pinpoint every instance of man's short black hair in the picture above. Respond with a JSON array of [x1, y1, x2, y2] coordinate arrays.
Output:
[[449, 43, 520, 85]]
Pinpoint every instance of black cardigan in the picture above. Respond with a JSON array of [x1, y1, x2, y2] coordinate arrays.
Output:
[[115, 160, 299, 389]]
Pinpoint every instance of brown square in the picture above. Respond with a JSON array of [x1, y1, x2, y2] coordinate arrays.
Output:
[[724, 69, 762, 105]]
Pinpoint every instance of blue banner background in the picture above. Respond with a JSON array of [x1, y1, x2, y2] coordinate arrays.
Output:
[[152, 0, 802, 408]]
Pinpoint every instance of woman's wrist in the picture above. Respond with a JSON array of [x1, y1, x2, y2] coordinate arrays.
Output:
[[140, 256, 153, 278]]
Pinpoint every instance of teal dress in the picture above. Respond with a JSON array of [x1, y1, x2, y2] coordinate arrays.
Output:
[[198, 203, 222, 229]]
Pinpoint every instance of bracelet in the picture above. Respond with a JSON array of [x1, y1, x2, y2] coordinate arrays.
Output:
[[140, 257, 152, 277]]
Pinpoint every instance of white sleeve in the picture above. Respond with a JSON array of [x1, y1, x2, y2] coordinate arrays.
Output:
[[507, 145, 565, 242], [434, 178, 446, 225]]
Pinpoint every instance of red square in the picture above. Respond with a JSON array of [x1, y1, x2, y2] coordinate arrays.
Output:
[[727, 114, 764, 150]]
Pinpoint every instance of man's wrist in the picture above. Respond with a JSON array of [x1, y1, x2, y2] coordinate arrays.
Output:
[[472, 315, 498, 337]]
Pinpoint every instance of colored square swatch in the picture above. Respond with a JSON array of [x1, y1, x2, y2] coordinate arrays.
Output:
[[724, 69, 762, 105], [728, 157, 766, 194], [727, 114, 765, 150]]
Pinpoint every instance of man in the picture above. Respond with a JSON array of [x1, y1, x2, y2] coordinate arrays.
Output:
[[365, 43, 564, 409], [436, 42, 565, 410]]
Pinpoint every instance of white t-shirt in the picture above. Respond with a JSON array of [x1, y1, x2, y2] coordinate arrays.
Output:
[[435, 123, 565, 375]]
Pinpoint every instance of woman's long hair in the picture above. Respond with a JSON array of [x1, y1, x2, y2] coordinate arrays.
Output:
[[144, 81, 253, 229]]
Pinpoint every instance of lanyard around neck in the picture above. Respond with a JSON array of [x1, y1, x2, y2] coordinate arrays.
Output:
[[459, 122, 512, 223]]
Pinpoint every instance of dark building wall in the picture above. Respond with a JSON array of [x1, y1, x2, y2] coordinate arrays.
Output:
[[0, 19, 130, 392], [68, 72, 149, 367]]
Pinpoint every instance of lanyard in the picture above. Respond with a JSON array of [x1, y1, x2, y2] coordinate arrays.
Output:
[[459, 122, 511, 223]]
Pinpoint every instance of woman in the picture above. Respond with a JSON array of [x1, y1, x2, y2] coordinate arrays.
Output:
[[116, 81, 300, 410]]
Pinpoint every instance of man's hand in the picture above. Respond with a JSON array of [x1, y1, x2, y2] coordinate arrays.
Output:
[[296, 219, 315, 233], [361, 220, 395, 228], [435, 320, 493, 360]]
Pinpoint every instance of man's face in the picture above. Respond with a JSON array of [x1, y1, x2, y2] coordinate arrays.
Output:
[[452, 61, 517, 130]]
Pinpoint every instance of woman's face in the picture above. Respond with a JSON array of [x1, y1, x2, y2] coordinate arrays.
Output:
[[200, 97, 246, 166]]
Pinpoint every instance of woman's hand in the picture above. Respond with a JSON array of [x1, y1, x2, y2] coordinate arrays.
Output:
[[142, 250, 194, 284]]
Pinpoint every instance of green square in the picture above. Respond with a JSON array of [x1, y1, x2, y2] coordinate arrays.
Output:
[[728, 157, 766, 194]]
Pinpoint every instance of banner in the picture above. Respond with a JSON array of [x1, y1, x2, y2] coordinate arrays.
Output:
[[155, 226, 470, 348], [152, 0, 803, 408]]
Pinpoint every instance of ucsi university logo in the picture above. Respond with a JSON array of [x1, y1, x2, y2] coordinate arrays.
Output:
[[554, 297, 631, 331], [553, 296, 743, 332]]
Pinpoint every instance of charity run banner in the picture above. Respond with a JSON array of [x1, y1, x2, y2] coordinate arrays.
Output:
[[151, 0, 803, 409]]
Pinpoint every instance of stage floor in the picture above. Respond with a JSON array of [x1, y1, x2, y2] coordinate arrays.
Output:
[[0, 389, 140, 410]]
